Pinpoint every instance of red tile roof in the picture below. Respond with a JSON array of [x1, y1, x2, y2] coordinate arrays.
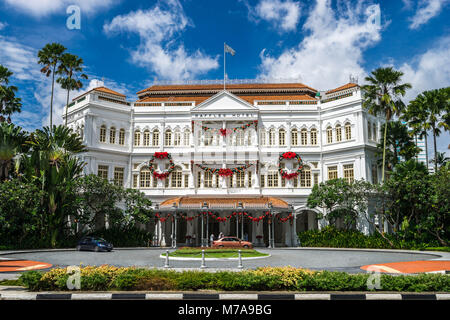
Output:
[[326, 83, 359, 94], [72, 86, 126, 101], [137, 82, 317, 95]]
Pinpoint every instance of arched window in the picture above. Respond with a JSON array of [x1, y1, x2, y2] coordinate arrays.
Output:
[[109, 127, 116, 144], [119, 129, 125, 145], [368, 122, 372, 140], [134, 130, 141, 146], [171, 166, 182, 188], [204, 130, 213, 146], [336, 124, 342, 142], [345, 122, 351, 140], [174, 129, 181, 146], [301, 128, 308, 145], [299, 166, 311, 187], [235, 130, 245, 146], [259, 128, 266, 146], [326, 126, 333, 144], [291, 129, 298, 146], [140, 167, 152, 188], [165, 129, 172, 146], [143, 130, 150, 146], [268, 128, 276, 146], [310, 128, 317, 145], [279, 128, 286, 146], [184, 129, 190, 146], [152, 129, 160, 146], [99, 125, 106, 143]]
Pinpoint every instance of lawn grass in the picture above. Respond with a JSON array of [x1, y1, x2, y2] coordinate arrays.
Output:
[[0, 279, 22, 286], [162, 247, 269, 258]]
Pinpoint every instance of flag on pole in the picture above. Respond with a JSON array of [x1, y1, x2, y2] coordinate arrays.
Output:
[[224, 43, 236, 56]]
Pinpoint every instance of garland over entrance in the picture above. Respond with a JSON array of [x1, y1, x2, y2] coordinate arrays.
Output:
[[154, 211, 294, 224], [278, 152, 304, 180], [195, 163, 253, 177], [149, 152, 175, 180], [200, 120, 258, 136]]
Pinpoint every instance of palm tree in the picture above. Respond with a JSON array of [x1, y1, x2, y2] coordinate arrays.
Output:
[[37, 43, 67, 130], [412, 88, 449, 172], [0, 122, 27, 181], [362, 67, 412, 182], [431, 151, 449, 169], [402, 94, 431, 165], [377, 121, 421, 170], [23, 124, 86, 247], [56, 53, 88, 125], [0, 65, 22, 123]]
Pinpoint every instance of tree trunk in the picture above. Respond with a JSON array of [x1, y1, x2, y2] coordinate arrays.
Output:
[[381, 119, 388, 182], [424, 132, 429, 168], [433, 125, 438, 172], [65, 88, 70, 126], [50, 65, 56, 130]]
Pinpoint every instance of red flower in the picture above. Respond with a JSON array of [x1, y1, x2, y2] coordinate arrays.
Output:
[[218, 168, 233, 176], [154, 152, 169, 159], [282, 152, 297, 159], [219, 128, 228, 136]]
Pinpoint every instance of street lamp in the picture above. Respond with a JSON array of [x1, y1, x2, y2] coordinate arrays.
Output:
[[202, 202, 208, 247], [238, 202, 244, 240], [171, 202, 178, 248], [154, 204, 160, 247], [268, 202, 274, 248]]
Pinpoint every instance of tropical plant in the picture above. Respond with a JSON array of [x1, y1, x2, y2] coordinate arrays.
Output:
[[56, 53, 88, 125], [0, 65, 22, 123], [406, 88, 449, 172], [430, 152, 449, 168], [21, 125, 86, 247], [376, 121, 420, 170], [0, 122, 28, 181], [37, 43, 67, 129], [362, 67, 412, 182]]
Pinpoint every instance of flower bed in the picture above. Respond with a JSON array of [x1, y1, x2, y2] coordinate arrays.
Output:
[[19, 266, 450, 292]]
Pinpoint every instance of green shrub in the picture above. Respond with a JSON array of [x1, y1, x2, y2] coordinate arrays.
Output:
[[19, 271, 43, 291], [88, 226, 153, 248]]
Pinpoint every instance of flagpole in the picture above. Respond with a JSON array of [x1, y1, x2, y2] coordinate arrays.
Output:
[[223, 42, 226, 90]]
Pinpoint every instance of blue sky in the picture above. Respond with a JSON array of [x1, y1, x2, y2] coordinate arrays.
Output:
[[0, 0, 449, 156]]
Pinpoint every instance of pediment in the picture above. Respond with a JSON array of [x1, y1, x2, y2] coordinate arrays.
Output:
[[192, 90, 257, 112]]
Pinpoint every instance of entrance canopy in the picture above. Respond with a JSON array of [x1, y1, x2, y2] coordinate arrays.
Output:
[[158, 196, 290, 212]]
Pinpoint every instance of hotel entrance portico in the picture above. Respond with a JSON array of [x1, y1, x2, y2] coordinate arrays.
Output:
[[153, 196, 297, 248]]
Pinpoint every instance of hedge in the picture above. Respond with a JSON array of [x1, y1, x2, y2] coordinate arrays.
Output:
[[19, 266, 450, 292], [297, 226, 442, 250]]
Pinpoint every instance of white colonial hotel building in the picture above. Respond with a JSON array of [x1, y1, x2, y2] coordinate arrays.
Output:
[[64, 80, 383, 247]]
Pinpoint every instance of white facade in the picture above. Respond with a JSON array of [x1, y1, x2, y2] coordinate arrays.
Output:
[[65, 82, 384, 246]]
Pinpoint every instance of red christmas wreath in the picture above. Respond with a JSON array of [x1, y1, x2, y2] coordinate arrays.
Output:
[[278, 152, 304, 180], [148, 152, 175, 180]]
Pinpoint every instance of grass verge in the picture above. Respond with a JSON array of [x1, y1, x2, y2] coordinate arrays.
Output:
[[162, 247, 269, 258]]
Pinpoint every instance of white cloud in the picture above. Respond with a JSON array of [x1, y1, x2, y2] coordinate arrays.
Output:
[[408, 0, 448, 29], [1, 0, 119, 17], [0, 21, 7, 30], [252, 0, 302, 32], [103, 0, 219, 81], [0, 36, 39, 80], [258, 0, 382, 90], [399, 35, 450, 102]]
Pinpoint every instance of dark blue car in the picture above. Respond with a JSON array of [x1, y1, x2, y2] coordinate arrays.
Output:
[[76, 237, 113, 252]]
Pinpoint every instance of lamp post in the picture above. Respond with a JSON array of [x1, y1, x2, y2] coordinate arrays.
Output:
[[172, 202, 177, 248], [238, 202, 244, 240], [268, 202, 274, 248], [202, 202, 208, 247], [154, 204, 160, 247]]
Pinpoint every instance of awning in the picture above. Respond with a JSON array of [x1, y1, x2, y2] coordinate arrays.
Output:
[[158, 196, 290, 211]]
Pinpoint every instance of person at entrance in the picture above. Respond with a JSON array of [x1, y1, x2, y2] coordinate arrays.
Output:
[[210, 233, 215, 246], [218, 232, 224, 240], [244, 232, 248, 241]]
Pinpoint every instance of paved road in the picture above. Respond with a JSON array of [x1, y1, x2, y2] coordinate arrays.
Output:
[[0, 248, 441, 274]]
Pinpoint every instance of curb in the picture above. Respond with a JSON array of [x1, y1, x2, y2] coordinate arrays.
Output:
[[0, 292, 449, 300]]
